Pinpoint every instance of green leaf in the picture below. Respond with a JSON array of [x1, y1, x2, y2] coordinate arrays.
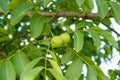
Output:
[[75, 0, 85, 7], [91, 27, 118, 48], [98, 74, 111, 80], [66, 0, 80, 12], [109, 2, 120, 25], [96, 0, 109, 19], [11, 2, 33, 25], [48, 68, 66, 80], [41, 23, 51, 35], [82, 0, 94, 11], [88, 29, 101, 49], [93, 65, 104, 75], [76, 20, 92, 30], [0, 60, 16, 80], [12, 51, 29, 76], [21, 66, 44, 80], [65, 59, 83, 80], [42, 0, 52, 7], [87, 65, 97, 80], [81, 2, 91, 12], [87, 0, 94, 10], [0, 36, 10, 43], [81, 0, 94, 12], [9, 0, 26, 10], [61, 50, 75, 64], [0, 0, 8, 14], [47, 50, 58, 63], [0, 27, 9, 35], [39, 40, 50, 46], [24, 45, 42, 59], [74, 31, 84, 52], [108, 70, 117, 80], [48, 59, 62, 74], [30, 13, 45, 38], [20, 57, 43, 80], [94, 65, 110, 80], [81, 56, 95, 65]]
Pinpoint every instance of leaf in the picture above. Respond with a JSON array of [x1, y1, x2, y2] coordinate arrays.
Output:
[[96, 0, 109, 19], [115, 70, 120, 77], [48, 59, 62, 74], [87, 65, 97, 80], [0, 36, 10, 43], [0, 0, 8, 14], [66, 0, 80, 12], [0, 27, 9, 35], [88, 29, 101, 49], [42, 0, 52, 7], [12, 51, 29, 76], [75, 0, 85, 7], [81, 2, 91, 12], [81, 56, 95, 65], [48, 68, 66, 80], [21, 66, 44, 80], [9, 0, 26, 10], [81, 0, 94, 12], [94, 65, 110, 80], [48, 50, 58, 63], [11, 2, 33, 25], [87, 0, 94, 10], [108, 70, 117, 80], [76, 20, 92, 30], [30, 13, 45, 38], [91, 27, 118, 48], [65, 59, 83, 80], [41, 23, 51, 35], [61, 50, 75, 64], [109, 2, 120, 25], [39, 40, 50, 46], [98, 74, 111, 80], [85, 0, 94, 10], [20, 57, 43, 80], [24, 45, 42, 59], [74, 31, 84, 52], [0, 60, 16, 80]]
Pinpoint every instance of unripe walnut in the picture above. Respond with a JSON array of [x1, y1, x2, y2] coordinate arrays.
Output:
[[60, 33, 70, 44], [51, 36, 62, 48]]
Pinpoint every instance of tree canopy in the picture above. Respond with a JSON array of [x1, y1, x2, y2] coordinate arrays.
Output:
[[0, 0, 120, 80]]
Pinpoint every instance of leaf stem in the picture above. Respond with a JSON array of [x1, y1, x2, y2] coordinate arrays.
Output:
[[69, 48, 90, 66]]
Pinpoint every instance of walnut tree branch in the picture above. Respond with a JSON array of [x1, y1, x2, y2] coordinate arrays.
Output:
[[1, 11, 120, 37], [38, 12, 120, 36], [39, 12, 112, 20]]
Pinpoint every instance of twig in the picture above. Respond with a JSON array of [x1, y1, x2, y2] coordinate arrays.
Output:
[[0, 49, 7, 58], [99, 20, 120, 36]]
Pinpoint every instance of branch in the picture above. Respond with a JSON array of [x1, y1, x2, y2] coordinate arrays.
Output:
[[0, 49, 7, 58], [39, 12, 120, 36], [40, 12, 112, 20], [101, 21, 120, 36]]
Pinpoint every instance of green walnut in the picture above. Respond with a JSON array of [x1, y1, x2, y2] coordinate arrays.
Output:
[[51, 36, 62, 48], [60, 33, 70, 44]]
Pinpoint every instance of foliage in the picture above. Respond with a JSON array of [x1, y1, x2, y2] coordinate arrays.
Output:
[[0, 0, 120, 80]]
